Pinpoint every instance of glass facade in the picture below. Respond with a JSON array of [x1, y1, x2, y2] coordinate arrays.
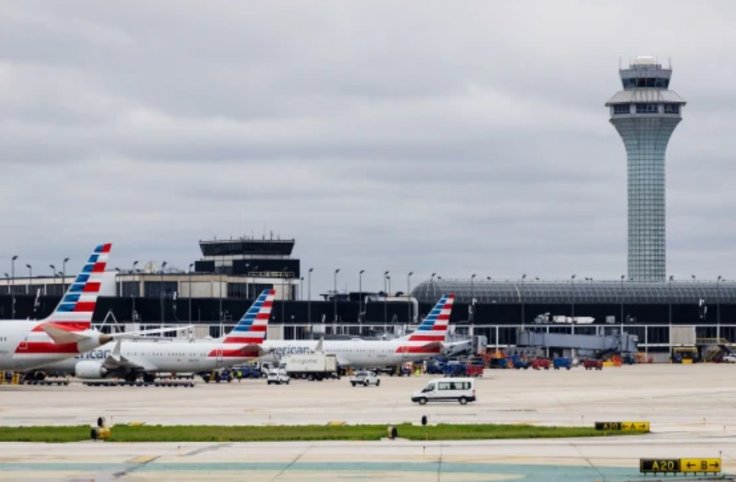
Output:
[[412, 279, 736, 305], [607, 61, 685, 281]]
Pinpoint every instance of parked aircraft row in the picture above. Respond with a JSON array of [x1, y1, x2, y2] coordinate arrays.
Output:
[[0, 244, 184, 372], [0, 243, 456, 382]]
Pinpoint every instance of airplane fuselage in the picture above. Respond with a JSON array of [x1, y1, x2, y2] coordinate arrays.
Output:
[[260, 339, 439, 367], [0, 321, 83, 371], [42, 339, 259, 377]]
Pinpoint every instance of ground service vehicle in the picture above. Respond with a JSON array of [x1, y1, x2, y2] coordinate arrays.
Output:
[[267, 368, 290, 385], [509, 355, 530, 369], [672, 346, 700, 364], [465, 364, 484, 377], [723, 354, 736, 363], [583, 359, 603, 370], [282, 353, 339, 380], [531, 358, 551, 370], [553, 357, 572, 370], [411, 378, 476, 405], [442, 361, 467, 377], [350, 370, 380, 387]]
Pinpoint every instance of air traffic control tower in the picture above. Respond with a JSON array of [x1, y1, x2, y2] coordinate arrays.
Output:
[[606, 56, 686, 282]]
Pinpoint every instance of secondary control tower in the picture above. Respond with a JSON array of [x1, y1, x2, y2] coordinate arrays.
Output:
[[606, 56, 686, 282]]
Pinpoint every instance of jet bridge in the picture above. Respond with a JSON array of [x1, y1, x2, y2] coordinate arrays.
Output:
[[517, 330, 638, 355]]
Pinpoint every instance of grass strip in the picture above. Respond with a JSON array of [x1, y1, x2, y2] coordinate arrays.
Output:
[[0, 424, 647, 443]]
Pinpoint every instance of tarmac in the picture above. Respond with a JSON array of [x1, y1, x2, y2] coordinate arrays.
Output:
[[1, 363, 736, 480]]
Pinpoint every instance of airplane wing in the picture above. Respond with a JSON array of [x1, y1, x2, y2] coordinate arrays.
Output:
[[41, 323, 99, 344], [108, 326, 194, 340], [398, 341, 444, 354], [42, 323, 191, 345], [420, 341, 444, 352], [237, 344, 272, 357], [100, 339, 157, 372]]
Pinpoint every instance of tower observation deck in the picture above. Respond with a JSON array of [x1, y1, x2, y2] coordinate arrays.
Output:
[[606, 56, 686, 282]]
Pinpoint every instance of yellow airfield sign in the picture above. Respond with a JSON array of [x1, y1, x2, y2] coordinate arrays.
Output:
[[640, 458, 721, 474], [594, 421, 650, 432], [680, 458, 721, 473]]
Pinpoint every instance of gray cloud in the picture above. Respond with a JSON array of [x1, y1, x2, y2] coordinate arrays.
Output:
[[1, 0, 735, 294]]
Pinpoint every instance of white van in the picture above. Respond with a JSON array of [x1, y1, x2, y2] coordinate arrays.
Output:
[[411, 378, 476, 405]]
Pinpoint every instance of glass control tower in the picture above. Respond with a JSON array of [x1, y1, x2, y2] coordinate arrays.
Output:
[[606, 56, 686, 282]]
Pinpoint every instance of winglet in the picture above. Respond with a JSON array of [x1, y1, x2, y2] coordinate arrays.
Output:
[[42, 323, 91, 344]]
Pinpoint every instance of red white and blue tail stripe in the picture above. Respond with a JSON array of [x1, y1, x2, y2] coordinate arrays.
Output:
[[222, 289, 275, 344], [395, 293, 454, 354], [19, 243, 112, 354]]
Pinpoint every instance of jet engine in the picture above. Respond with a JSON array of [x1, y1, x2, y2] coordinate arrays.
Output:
[[75, 361, 108, 379]]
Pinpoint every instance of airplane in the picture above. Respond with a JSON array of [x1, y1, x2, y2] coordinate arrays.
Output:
[[0, 243, 186, 372], [0, 243, 121, 371], [260, 293, 455, 368], [39, 289, 276, 383]]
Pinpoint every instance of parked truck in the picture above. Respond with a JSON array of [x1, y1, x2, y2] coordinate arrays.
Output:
[[282, 353, 339, 381]]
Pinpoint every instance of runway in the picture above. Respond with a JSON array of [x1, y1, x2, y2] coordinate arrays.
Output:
[[2, 363, 736, 480]]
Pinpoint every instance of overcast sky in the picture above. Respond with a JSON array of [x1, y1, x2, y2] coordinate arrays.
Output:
[[1, 1, 735, 295]]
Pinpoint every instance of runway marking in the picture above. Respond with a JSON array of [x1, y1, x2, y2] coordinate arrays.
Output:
[[0, 461, 649, 482], [183, 443, 233, 457], [112, 455, 159, 479], [270, 443, 311, 480]]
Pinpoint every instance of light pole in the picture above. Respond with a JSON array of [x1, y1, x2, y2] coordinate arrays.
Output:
[[160, 261, 167, 323], [470, 274, 477, 323], [431, 272, 436, 299], [717, 275, 723, 336], [307, 267, 313, 324], [11, 255, 18, 319], [668, 275, 674, 356], [383, 271, 389, 330], [407, 271, 413, 323], [114, 268, 122, 297], [49, 264, 56, 296], [570, 274, 576, 320], [131, 260, 139, 322], [188, 262, 194, 323], [283, 266, 289, 324], [26, 264, 32, 295], [358, 269, 365, 322], [62, 257, 69, 291], [333, 268, 340, 323], [620, 274, 625, 335], [521, 274, 527, 327], [219, 267, 224, 322]]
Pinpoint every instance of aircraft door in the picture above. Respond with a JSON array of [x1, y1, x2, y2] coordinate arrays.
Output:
[[215, 347, 224, 368]]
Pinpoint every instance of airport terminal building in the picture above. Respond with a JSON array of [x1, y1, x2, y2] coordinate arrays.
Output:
[[0, 58, 731, 356]]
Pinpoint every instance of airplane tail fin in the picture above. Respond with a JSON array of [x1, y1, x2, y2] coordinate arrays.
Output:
[[221, 289, 275, 344], [395, 293, 455, 354], [38, 243, 112, 333]]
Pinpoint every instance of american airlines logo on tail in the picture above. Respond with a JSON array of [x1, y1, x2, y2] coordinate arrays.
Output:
[[222, 289, 275, 344], [20, 243, 112, 354], [396, 293, 455, 354]]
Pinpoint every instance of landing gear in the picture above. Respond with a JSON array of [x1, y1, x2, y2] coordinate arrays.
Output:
[[143, 373, 156, 384], [124, 373, 138, 384]]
